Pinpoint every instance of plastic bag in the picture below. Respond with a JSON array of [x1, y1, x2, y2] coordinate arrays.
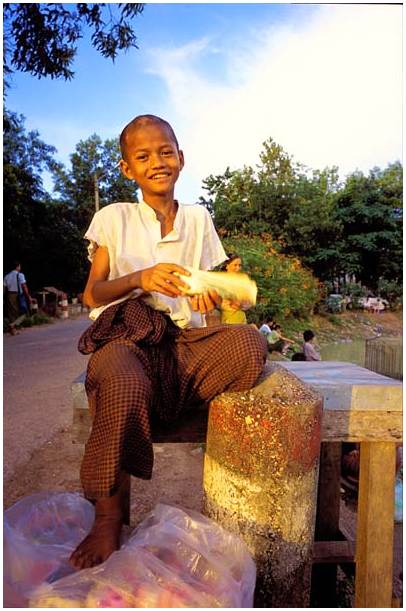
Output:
[[4, 492, 94, 606], [30, 502, 256, 608]]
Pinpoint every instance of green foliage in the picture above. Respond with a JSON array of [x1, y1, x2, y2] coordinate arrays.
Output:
[[327, 315, 343, 326], [21, 311, 53, 327], [283, 167, 343, 281], [4, 109, 90, 292], [377, 279, 403, 309], [334, 164, 403, 289], [3, 311, 53, 332], [3, 3, 144, 83], [221, 235, 319, 324], [201, 138, 298, 238], [203, 137, 402, 295], [52, 134, 138, 232]]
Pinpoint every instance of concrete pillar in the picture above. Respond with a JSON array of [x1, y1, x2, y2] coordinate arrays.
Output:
[[203, 365, 322, 607]]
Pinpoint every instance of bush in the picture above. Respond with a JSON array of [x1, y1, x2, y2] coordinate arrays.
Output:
[[377, 279, 403, 310], [4, 311, 53, 332], [221, 235, 320, 324]]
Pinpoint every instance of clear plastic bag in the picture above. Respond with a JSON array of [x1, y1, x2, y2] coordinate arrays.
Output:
[[30, 502, 256, 608], [4, 492, 94, 607]]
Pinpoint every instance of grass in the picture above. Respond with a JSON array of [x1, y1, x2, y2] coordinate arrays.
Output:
[[3, 311, 53, 332], [328, 314, 345, 326], [21, 312, 54, 327]]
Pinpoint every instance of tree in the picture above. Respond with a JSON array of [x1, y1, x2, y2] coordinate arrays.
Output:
[[53, 134, 138, 230], [3, 3, 144, 84], [200, 166, 258, 235], [283, 167, 343, 282], [201, 138, 298, 238], [3, 108, 88, 292], [334, 165, 402, 290], [4, 109, 57, 265]]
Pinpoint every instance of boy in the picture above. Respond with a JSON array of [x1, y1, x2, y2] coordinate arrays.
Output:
[[302, 329, 321, 361], [70, 115, 267, 569]]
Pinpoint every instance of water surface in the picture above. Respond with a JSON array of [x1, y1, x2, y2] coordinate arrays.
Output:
[[320, 339, 366, 366]]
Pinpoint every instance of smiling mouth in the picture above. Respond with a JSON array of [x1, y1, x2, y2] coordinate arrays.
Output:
[[150, 173, 170, 180]]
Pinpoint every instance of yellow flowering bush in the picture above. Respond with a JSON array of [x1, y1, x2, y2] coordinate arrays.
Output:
[[221, 235, 320, 323]]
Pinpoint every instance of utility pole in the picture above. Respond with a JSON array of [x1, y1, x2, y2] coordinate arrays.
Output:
[[94, 171, 100, 212]]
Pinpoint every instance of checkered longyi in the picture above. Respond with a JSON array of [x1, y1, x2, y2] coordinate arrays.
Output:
[[78, 298, 267, 498]]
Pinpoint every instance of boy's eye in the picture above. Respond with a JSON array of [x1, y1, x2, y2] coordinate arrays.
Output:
[[161, 150, 173, 156], [136, 154, 148, 161]]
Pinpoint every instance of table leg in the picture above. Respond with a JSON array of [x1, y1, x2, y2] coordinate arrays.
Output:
[[311, 442, 342, 606], [355, 441, 395, 608]]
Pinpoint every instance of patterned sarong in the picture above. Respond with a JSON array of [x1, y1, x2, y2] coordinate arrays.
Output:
[[78, 298, 267, 498]]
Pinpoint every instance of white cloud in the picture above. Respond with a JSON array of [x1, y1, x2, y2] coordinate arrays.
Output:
[[146, 5, 402, 201]]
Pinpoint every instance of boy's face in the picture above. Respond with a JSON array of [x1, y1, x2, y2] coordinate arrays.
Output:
[[119, 123, 184, 200]]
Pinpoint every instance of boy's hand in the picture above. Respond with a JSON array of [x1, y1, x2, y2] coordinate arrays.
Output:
[[189, 290, 221, 313], [139, 263, 190, 298]]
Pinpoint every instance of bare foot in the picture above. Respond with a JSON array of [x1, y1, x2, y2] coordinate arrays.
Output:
[[69, 512, 123, 570]]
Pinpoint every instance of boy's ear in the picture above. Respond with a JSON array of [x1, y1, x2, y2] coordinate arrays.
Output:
[[119, 158, 133, 179], [178, 150, 185, 171]]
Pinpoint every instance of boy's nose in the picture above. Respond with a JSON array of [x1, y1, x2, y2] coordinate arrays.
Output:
[[150, 153, 165, 168]]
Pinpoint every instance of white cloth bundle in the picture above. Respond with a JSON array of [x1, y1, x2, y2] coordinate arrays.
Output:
[[176, 266, 257, 306]]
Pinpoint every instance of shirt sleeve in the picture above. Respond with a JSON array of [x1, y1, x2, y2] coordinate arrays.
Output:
[[84, 209, 109, 262], [19, 272, 27, 285], [199, 208, 227, 270]]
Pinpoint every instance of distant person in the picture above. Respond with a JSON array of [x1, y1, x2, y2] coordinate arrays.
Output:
[[219, 254, 252, 324], [259, 318, 274, 336], [303, 329, 321, 361], [260, 321, 293, 355], [291, 352, 306, 361], [272, 324, 295, 355], [3, 261, 33, 335]]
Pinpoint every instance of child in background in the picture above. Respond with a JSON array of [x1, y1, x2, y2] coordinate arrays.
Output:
[[69, 114, 267, 570], [302, 329, 321, 361]]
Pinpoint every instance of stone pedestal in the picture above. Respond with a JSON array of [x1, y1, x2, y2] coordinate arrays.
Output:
[[203, 365, 322, 607]]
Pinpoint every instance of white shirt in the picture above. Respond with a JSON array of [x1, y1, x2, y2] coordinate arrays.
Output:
[[85, 201, 227, 327], [259, 324, 272, 335], [4, 270, 26, 293]]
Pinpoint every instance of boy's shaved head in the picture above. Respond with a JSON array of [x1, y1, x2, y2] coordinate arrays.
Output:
[[120, 114, 179, 160]]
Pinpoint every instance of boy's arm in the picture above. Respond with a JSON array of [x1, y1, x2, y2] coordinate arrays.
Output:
[[83, 245, 190, 308]]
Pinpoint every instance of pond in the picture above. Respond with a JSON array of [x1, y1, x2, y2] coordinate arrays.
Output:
[[320, 338, 366, 366]]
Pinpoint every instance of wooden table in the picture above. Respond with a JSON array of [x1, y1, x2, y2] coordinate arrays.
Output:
[[281, 361, 402, 608]]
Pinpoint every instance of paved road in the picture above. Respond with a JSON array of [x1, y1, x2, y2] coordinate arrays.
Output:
[[3, 315, 91, 482]]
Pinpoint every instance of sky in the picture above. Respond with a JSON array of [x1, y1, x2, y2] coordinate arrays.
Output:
[[5, 2, 403, 204]]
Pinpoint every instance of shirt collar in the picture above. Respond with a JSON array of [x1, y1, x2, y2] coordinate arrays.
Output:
[[138, 200, 183, 241]]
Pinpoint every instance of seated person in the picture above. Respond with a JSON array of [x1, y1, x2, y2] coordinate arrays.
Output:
[[302, 329, 321, 361], [69, 114, 267, 570]]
